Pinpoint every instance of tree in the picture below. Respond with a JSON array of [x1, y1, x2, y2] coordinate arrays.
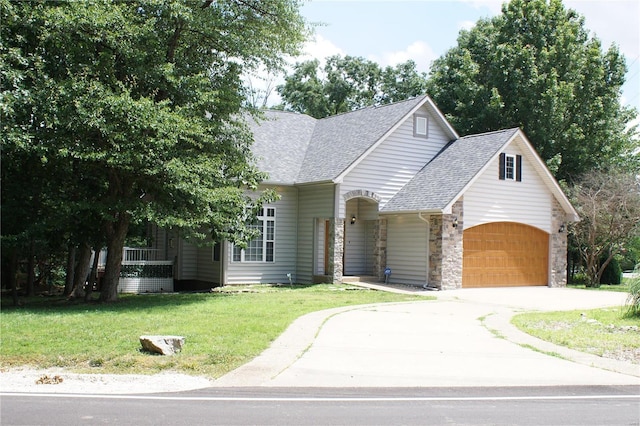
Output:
[[569, 170, 640, 287], [1, 0, 308, 302], [277, 55, 428, 118], [426, 0, 638, 182]]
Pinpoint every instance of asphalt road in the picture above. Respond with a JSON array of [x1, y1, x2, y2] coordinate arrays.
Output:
[[2, 386, 639, 426]]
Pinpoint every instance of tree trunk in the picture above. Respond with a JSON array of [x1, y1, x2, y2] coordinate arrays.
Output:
[[100, 213, 130, 302], [64, 244, 76, 296], [70, 242, 92, 299], [585, 253, 601, 287], [8, 252, 19, 306], [26, 238, 35, 297], [85, 246, 101, 302]]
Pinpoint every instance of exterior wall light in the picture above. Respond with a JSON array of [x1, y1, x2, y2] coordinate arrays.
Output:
[[351, 215, 356, 225], [558, 223, 566, 233], [452, 217, 458, 228]]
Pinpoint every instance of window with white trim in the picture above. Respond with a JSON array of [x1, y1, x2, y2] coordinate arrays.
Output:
[[505, 154, 516, 180], [413, 114, 428, 138], [499, 153, 522, 182], [232, 207, 275, 262]]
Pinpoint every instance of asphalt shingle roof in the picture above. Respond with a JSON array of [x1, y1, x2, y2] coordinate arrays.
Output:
[[248, 111, 316, 184], [381, 128, 520, 212], [296, 96, 428, 183], [249, 96, 429, 185]]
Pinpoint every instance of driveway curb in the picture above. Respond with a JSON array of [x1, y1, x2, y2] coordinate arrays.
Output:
[[483, 310, 640, 378]]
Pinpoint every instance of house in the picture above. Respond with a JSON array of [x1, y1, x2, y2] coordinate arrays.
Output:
[[152, 95, 578, 291]]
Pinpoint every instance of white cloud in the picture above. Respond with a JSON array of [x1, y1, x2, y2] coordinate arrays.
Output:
[[299, 34, 345, 66], [368, 40, 436, 73], [458, 20, 476, 31], [459, 0, 503, 15], [565, 0, 639, 60]]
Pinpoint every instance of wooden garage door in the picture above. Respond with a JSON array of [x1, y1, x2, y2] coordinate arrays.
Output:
[[463, 222, 549, 288]]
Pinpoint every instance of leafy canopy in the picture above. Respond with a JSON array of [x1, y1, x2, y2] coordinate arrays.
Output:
[[426, 0, 638, 181], [277, 55, 428, 118], [1, 0, 308, 300]]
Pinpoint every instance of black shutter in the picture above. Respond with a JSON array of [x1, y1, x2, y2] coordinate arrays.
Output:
[[499, 153, 506, 180], [516, 155, 522, 182]]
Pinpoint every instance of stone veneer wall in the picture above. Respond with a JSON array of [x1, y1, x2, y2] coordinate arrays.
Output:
[[549, 198, 568, 288], [372, 218, 387, 280], [429, 199, 464, 290], [330, 218, 344, 283], [442, 200, 464, 289], [428, 215, 443, 287]]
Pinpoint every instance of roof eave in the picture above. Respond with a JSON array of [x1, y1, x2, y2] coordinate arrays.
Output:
[[379, 208, 443, 215]]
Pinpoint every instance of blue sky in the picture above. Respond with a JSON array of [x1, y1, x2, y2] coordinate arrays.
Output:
[[285, 0, 640, 114]]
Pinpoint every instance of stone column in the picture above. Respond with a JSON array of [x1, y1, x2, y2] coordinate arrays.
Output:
[[441, 199, 464, 290], [549, 199, 568, 288], [373, 218, 387, 281], [428, 215, 443, 288], [429, 199, 464, 290], [329, 218, 344, 283]]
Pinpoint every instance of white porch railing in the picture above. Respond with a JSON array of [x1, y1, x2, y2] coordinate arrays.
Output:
[[122, 247, 162, 263], [119, 247, 173, 293]]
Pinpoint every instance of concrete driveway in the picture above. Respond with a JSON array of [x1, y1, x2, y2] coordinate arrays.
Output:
[[214, 287, 639, 387]]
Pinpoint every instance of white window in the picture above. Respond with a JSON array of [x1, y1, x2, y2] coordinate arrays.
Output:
[[505, 154, 516, 180], [499, 153, 522, 182], [413, 114, 428, 138], [232, 207, 275, 262]]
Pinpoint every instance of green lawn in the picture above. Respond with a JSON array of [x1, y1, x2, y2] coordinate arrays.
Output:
[[1, 284, 425, 378], [512, 307, 640, 363], [4, 282, 638, 378], [567, 283, 631, 293]]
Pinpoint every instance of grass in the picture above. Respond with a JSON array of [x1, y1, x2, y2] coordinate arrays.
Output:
[[0, 284, 426, 378], [566, 282, 630, 293], [512, 308, 640, 363]]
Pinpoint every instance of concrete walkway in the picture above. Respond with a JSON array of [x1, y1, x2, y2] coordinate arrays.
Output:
[[214, 286, 640, 388]]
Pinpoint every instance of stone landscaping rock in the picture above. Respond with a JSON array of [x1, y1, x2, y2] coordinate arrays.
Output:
[[139, 335, 185, 356]]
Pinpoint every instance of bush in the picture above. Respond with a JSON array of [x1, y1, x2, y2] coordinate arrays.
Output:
[[626, 267, 640, 317], [600, 257, 622, 285], [569, 272, 588, 285]]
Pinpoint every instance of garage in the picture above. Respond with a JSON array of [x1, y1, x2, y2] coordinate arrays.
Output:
[[462, 222, 549, 288]]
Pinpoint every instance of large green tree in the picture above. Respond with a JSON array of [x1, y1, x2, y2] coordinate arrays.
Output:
[[1, 0, 307, 302], [426, 0, 638, 181], [277, 55, 428, 118]]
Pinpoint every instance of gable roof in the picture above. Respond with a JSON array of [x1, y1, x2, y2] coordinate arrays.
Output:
[[381, 128, 579, 221], [249, 95, 458, 185], [381, 128, 520, 213], [297, 96, 430, 183]]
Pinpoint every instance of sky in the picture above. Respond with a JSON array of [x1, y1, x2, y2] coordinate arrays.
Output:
[[261, 0, 640, 115]]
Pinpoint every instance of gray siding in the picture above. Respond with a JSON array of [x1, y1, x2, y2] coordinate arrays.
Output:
[[178, 240, 198, 280], [339, 105, 451, 218], [344, 199, 378, 275], [315, 218, 326, 275], [296, 183, 335, 283], [196, 244, 220, 285], [386, 214, 429, 286], [225, 185, 299, 284]]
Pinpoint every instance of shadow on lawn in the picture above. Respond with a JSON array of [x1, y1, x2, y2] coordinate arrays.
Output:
[[0, 283, 332, 314], [0, 291, 235, 313]]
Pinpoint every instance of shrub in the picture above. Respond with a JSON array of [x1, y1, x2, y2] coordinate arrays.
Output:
[[600, 257, 622, 285], [625, 267, 640, 317], [569, 272, 588, 285]]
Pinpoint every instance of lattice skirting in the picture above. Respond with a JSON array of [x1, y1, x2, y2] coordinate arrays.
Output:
[[118, 277, 174, 293]]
